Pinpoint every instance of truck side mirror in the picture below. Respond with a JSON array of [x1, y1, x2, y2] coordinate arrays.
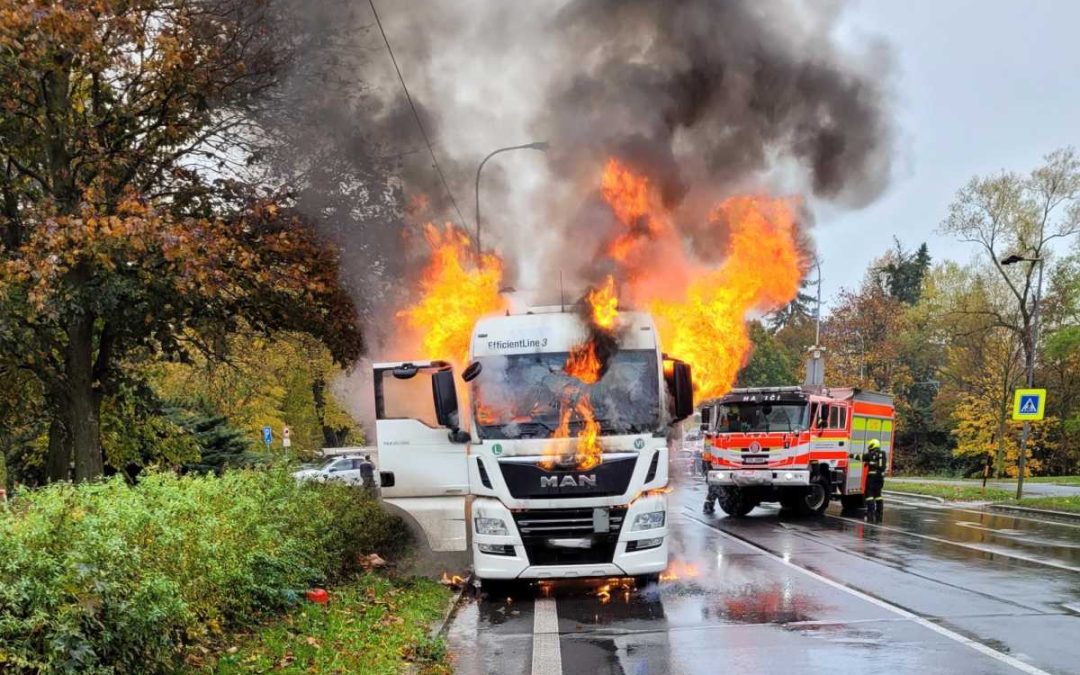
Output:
[[431, 369, 460, 430], [462, 360, 482, 382], [700, 406, 712, 430], [667, 361, 694, 422]]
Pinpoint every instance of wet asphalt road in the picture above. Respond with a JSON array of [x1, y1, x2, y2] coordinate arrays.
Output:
[[446, 476, 1080, 674]]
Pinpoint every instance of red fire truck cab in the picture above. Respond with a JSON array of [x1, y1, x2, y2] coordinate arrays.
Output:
[[701, 386, 895, 517]]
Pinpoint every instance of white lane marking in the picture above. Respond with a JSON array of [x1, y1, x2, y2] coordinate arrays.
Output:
[[827, 514, 1080, 573], [685, 514, 1053, 675], [531, 597, 562, 675]]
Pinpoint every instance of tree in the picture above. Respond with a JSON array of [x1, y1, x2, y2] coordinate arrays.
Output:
[[767, 277, 817, 331], [0, 1, 362, 481], [877, 239, 931, 305], [737, 321, 800, 387], [153, 331, 361, 457], [941, 148, 1080, 487]]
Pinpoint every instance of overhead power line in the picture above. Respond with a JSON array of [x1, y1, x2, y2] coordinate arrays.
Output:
[[368, 0, 467, 229]]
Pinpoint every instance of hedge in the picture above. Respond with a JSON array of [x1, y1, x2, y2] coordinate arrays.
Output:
[[0, 469, 408, 674]]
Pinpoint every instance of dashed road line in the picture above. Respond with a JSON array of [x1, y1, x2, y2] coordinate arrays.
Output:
[[685, 511, 1053, 675], [531, 597, 562, 675]]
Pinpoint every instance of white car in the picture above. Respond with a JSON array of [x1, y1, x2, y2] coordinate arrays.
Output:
[[292, 456, 376, 487]]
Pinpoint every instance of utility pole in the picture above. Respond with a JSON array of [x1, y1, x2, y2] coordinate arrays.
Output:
[[474, 141, 549, 259], [1001, 254, 1044, 500]]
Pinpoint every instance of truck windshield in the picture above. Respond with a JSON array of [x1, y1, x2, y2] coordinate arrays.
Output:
[[714, 402, 808, 433], [472, 349, 660, 439]]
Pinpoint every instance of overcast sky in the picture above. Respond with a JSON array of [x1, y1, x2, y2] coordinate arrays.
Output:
[[819, 0, 1080, 306]]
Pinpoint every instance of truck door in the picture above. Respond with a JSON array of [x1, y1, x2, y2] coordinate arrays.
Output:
[[373, 361, 469, 553], [847, 416, 866, 494]]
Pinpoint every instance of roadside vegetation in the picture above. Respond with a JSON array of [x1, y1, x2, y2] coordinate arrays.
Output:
[[886, 478, 1080, 513], [0, 469, 443, 674], [198, 575, 451, 675]]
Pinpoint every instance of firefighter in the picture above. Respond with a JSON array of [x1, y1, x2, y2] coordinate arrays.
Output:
[[864, 438, 887, 522]]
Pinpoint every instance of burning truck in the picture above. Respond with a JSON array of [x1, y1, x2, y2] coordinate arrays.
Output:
[[371, 279, 693, 587]]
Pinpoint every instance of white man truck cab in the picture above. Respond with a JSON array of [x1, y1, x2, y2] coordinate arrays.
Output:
[[702, 386, 895, 517], [372, 306, 693, 586]]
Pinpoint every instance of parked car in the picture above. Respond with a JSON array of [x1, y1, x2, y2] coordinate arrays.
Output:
[[292, 456, 377, 487]]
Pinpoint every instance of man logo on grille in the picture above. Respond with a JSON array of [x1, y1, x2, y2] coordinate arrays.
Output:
[[749, 441, 762, 452], [540, 475, 598, 488]]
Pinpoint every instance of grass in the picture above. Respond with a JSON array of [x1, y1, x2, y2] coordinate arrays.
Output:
[[190, 575, 453, 675], [887, 479, 1080, 513], [887, 479, 1014, 502], [894, 475, 1080, 486]]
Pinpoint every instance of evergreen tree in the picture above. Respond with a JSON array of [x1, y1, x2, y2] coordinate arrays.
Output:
[[879, 239, 932, 305]]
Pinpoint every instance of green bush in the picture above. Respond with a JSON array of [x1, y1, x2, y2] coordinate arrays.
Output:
[[0, 469, 409, 674]]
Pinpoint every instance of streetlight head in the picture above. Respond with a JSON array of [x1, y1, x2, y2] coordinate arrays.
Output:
[[1001, 254, 1023, 266], [527, 141, 550, 151]]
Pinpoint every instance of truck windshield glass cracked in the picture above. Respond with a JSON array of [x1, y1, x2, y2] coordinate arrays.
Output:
[[473, 349, 659, 439]]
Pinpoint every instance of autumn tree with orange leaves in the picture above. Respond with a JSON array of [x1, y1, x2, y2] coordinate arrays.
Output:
[[0, 1, 361, 482]]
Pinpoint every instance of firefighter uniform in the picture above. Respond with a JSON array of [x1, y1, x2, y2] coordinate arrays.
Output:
[[864, 438, 886, 522]]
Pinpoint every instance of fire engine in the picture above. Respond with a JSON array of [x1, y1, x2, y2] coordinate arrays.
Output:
[[701, 385, 894, 516], [370, 305, 694, 587]]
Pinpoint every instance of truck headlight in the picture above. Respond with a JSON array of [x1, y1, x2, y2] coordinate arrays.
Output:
[[631, 511, 666, 531], [474, 517, 509, 536]]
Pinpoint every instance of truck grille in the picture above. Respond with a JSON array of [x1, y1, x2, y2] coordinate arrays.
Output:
[[498, 453, 637, 499], [512, 507, 627, 566]]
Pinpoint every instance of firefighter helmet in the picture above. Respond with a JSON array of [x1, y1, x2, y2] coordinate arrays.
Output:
[[867, 438, 881, 451]]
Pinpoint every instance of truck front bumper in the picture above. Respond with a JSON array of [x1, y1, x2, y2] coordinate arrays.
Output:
[[707, 469, 811, 487], [471, 496, 668, 580]]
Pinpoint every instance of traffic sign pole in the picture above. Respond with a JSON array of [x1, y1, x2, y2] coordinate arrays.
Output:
[[1011, 388, 1047, 500]]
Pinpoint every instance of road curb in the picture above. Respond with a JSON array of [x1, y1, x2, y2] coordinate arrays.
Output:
[[428, 574, 473, 641], [883, 489, 946, 504], [988, 503, 1080, 523]]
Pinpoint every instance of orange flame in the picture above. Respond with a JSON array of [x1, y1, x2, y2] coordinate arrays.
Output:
[[659, 560, 701, 582], [440, 572, 466, 587], [587, 274, 619, 331], [539, 276, 622, 470], [598, 160, 802, 400], [565, 341, 602, 385], [398, 223, 507, 365], [650, 197, 801, 399]]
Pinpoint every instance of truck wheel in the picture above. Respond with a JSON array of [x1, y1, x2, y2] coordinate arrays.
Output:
[[717, 487, 758, 517], [796, 474, 830, 516], [634, 573, 661, 587], [779, 490, 801, 512], [481, 579, 520, 599], [840, 494, 866, 513]]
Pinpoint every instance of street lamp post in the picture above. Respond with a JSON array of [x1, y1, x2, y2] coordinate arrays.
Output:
[[1001, 253, 1045, 500], [474, 141, 549, 259]]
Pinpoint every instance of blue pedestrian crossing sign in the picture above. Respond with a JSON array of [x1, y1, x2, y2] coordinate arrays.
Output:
[[262, 425, 273, 447], [1012, 388, 1046, 421]]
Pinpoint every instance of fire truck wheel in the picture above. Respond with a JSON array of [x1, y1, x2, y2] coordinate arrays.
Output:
[[797, 474, 831, 516], [840, 494, 866, 513], [717, 487, 758, 517]]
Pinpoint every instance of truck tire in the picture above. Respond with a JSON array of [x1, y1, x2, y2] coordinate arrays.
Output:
[[717, 487, 758, 517], [840, 494, 866, 513], [796, 473, 830, 516], [635, 573, 661, 587], [481, 579, 520, 599]]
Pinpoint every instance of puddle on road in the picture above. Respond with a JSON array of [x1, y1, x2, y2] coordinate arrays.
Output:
[[714, 583, 827, 624]]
